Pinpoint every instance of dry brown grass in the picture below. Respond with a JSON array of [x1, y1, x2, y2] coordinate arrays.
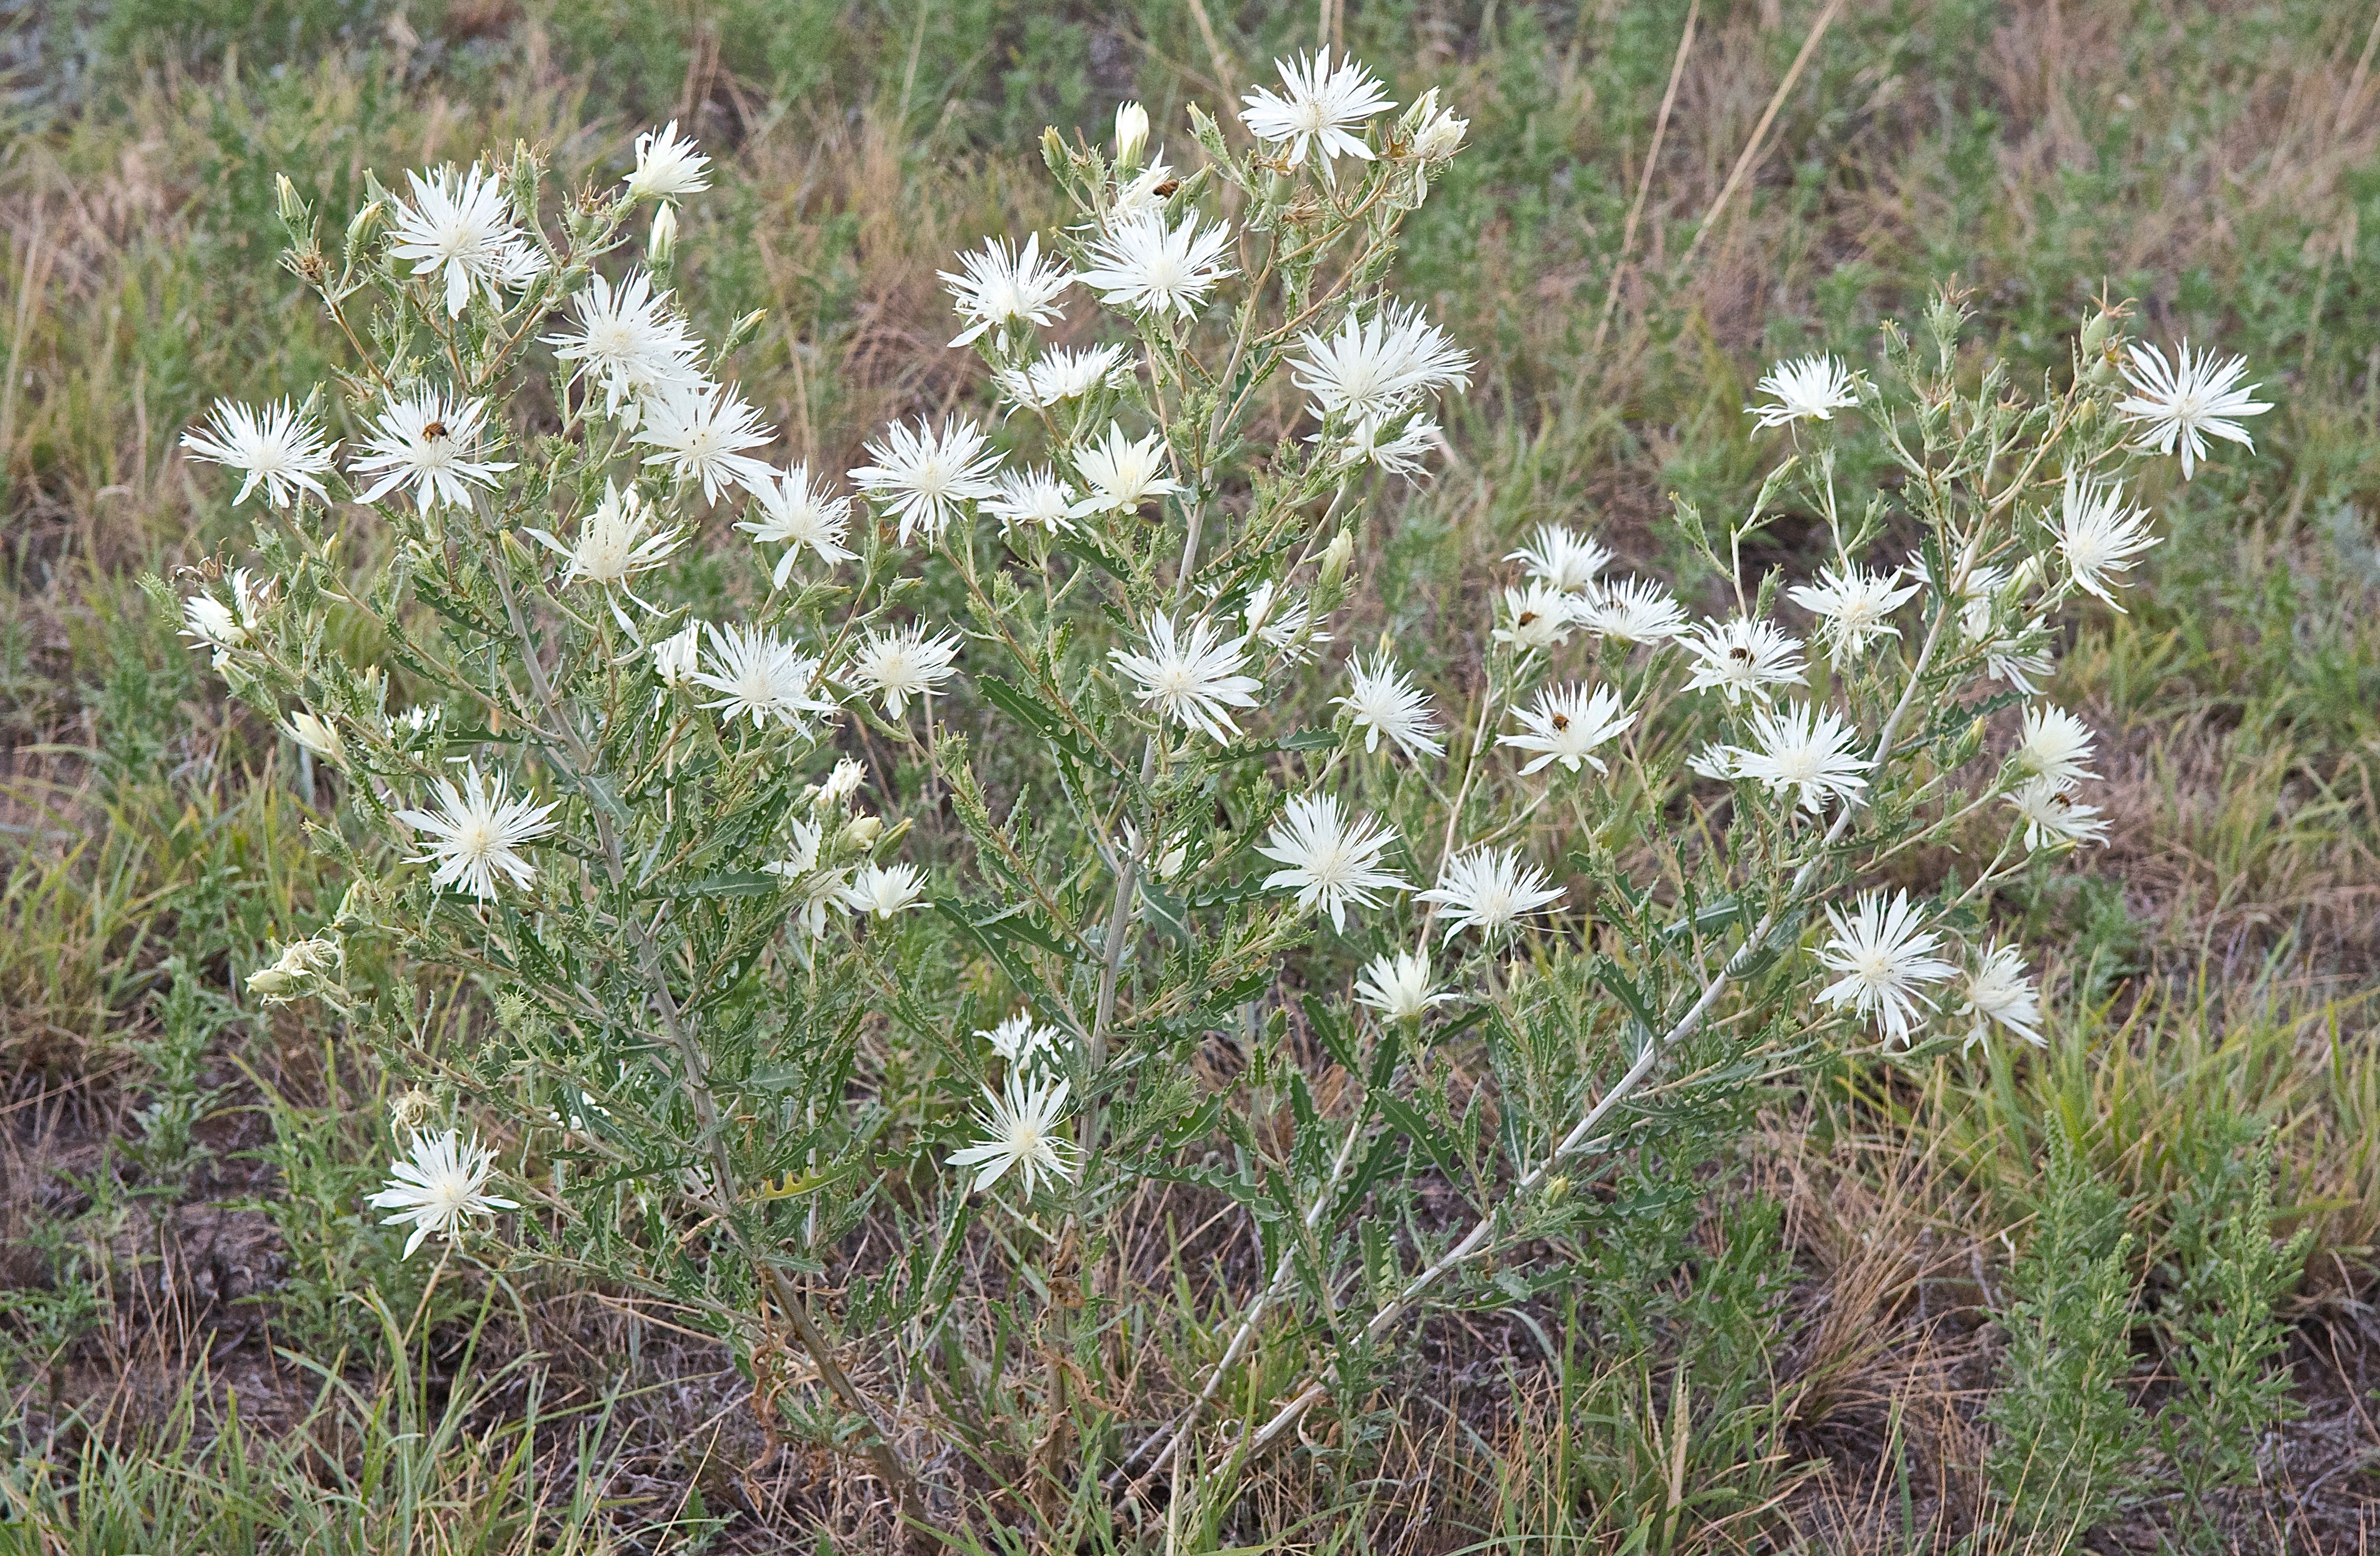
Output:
[[6, 1, 2380, 1549]]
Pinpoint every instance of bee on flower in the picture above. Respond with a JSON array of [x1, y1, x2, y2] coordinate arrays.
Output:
[[1500, 683, 1636, 775]]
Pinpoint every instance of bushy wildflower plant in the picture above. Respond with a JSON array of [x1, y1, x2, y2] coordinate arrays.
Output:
[[176, 56, 2264, 1540]]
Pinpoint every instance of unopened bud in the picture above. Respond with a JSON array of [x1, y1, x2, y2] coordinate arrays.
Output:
[[1544, 1176, 1568, 1203], [1316, 527, 1356, 602], [344, 200, 384, 264], [281, 710, 346, 767], [276, 172, 307, 227], [648, 201, 677, 265], [1115, 101, 1150, 174], [2078, 310, 2115, 361], [841, 814, 883, 850], [1951, 714, 1988, 769], [723, 308, 767, 354]]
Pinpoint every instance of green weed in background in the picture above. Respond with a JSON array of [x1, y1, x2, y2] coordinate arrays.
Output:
[[3, 0, 2378, 1550]]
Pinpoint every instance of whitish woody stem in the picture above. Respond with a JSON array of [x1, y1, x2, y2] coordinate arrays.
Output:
[[1124, 540, 1971, 1487], [480, 506, 944, 1545]]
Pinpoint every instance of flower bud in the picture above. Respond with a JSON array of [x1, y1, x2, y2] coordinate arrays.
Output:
[[281, 710, 346, 767], [841, 814, 884, 850], [1951, 714, 1988, 769], [648, 201, 677, 266], [2078, 309, 2115, 361], [343, 200, 384, 265], [1115, 101, 1151, 173], [722, 308, 768, 355], [1544, 1176, 1568, 1203], [1316, 526, 1356, 603], [276, 172, 307, 227]]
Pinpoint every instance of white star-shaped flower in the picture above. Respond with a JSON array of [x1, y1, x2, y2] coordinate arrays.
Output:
[[1109, 612, 1262, 743], [946, 1072, 1076, 1197], [736, 464, 855, 586], [1325, 413, 1441, 480], [1255, 792, 1408, 932], [1239, 49, 1394, 181], [850, 417, 1003, 545], [1499, 682, 1636, 775], [181, 567, 268, 667], [1241, 580, 1331, 664], [1576, 575, 1688, 644], [1418, 845, 1566, 943], [1815, 889, 1956, 1046], [1291, 302, 1471, 424], [985, 465, 1078, 534], [651, 620, 702, 692], [842, 861, 927, 918], [1681, 616, 1806, 706], [981, 1010, 1067, 1072], [994, 343, 1132, 410], [1491, 582, 1576, 654], [544, 269, 702, 418], [523, 480, 685, 605], [368, 1129, 519, 1258], [1730, 701, 1873, 815], [1749, 353, 1859, 429], [691, 622, 836, 732], [850, 623, 960, 719], [762, 817, 851, 937], [623, 120, 711, 201], [1354, 948, 1454, 1022], [1958, 942, 2044, 1050], [2054, 473, 2160, 609], [1505, 524, 1613, 593], [2006, 776, 2110, 850], [636, 380, 777, 503], [1333, 651, 1445, 758], [1077, 213, 1236, 320], [1406, 87, 1469, 162], [940, 232, 1075, 347], [349, 387, 515, 512], [391, 763, 559, 902], [1788, 563, 1920, 657], [181, 398, 335, 507], [388, 164, 541, 316], [1068, 422, 1182, 516], [2116, 341, 2271, 479], [2016, 705, 2099, 789]]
